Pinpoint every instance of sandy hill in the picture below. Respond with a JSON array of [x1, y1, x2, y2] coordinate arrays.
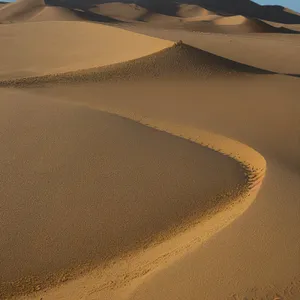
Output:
[[29, 6, 83, 22], [0, 41, 273, 88], [0, 0, 45, 22], [0, 0, 123, 23], [211, 15, 297, 33], [45, 0, 300, 24], [88, 3, 148, 21], [0, 21, 172, 80], [1, 0, 299, 34], [177, 4, 213, 18], [0, 89, 246, 298]]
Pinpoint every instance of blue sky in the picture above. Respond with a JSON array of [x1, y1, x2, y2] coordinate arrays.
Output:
[[2, 0, 300, 13], [254, 0, 300, 12]]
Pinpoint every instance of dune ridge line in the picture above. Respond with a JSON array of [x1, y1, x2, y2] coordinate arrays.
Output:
[[21, 104, 266, 300], [0, 41, 273, 87]]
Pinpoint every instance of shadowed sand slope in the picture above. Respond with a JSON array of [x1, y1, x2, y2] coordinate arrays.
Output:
[[0, 0, 45, 23], [212, 15, 299, 33], [88, 3, 148, 21], [0, 21, 172, 80], [0, 42, 272, 87], [45, 0, 300, 24], [2, 0, 299, 34], [29, 75, 300, 300], [177, 4, 213, 18], [181, 17, 298, 33], [0, 89, 246, 298], [28, 6, 83, 21]]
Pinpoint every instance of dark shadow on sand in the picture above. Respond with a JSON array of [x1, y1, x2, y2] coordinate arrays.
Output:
[[45, 0, 300, 24]]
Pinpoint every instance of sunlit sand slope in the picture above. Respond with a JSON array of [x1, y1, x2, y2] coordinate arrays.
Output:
[[0, 89, 246, 298], [0, 42, 272, 87], [0, 21, 173, 80]]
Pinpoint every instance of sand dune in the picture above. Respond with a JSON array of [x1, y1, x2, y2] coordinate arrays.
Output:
[[264, 19, 300, 32], [0, 88, 247, 298], [215, 15, 251, 25], [213, 15, 296, 33], [139, 12, 181, 23], [0, 42, 272, 87], [0, 21, 172, 80], [29, 6, 83, 22], [48, 0, 300, 24], [88, 3, 148, 21], [124, 25, 300, 74], [2, 0, 299, 36], [0, 0, 45, 23], [177, 4, 213, 18], [0, 1, 300, 300], [25, 75, 299, 300]]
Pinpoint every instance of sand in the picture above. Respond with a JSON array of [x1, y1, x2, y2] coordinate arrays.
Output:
[[0, 0, 299, 300], [0, 0, 44, 23], [0, 21, 172, 80]]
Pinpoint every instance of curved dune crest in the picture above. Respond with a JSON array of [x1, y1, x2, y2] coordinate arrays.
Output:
[[11, 98, 266, 300], [0, 0, 45, 22], [177, 4, 213, 18], [0, 21, 173, 80], [214, 15, 248, 25], [214, 15, 298, 33], [0, 89, 250, 298], [89, 3, 148, 21], [0, 42, 272, 87], [29, 6, 82, 22]]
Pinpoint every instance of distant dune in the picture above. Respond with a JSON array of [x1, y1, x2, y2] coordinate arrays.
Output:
[[176, 4, 213, 18], [45, 0, 300, 24], [88, 3, 148, 22], [1, 0, 299, 33], [212, 15, 297, 33], [0, 0, 44, 22], [29, 6, 83, 22]]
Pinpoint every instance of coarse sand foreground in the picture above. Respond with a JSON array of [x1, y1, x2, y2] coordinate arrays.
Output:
[[26, 77, 297, 300], [0, 88, 261, 298]]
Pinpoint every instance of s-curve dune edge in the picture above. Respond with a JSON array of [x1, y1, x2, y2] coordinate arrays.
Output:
[[0, 88, 251, 298], [17, 75, 299, 300], [1, 1, 300, 300]]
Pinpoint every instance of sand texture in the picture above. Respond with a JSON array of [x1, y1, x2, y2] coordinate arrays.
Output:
[[0, 0, 299, 300]]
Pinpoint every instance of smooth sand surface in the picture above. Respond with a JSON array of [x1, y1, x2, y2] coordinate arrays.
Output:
[[24, 75, 299, 300], [0, 0, 44, 23], [0, 1, 300, 300], [121, 25, 300, 74], [176, 5, 213, 18], [0, 21, 172, 80], [28, 6, 83, 22], [88, 3, 148, 21], [0, 89, 246, 298]]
